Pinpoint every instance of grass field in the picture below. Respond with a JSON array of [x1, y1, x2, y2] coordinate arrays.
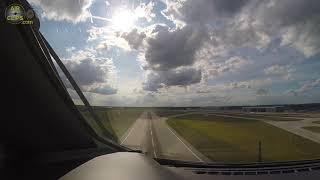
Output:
[[106, 107, 144, 137], [302, 126, 320, 133], [167, 114, 320, 163], [77, 106, 144, 139], [153, 109, 193, 117], [211, 112, 303, 121]]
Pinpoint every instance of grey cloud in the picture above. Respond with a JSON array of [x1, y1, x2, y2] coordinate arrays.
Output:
[[125, 24, 206, 91], [256, 88, 268, 96], [121, 29, 146, 50], [190, 94, 231, 106], [163, 0, 320, 57], [205, 56, 250, 79], [196, 90, 212, 94], [230, 82, 251, 89], [144, 25, 208, 71], [89, 85, 117, 95], [64, 58, 105, 86], [264, 65, 290, 76], [264, 65, 295, 80], [248, 0, 320, 57], [253, 0, 320, 29], [163, 0, 250, 25], [287, 79, 320, 96], [60, 57, 117, 95], [143, 68, 202, 91], [29, 0, 92, 22]]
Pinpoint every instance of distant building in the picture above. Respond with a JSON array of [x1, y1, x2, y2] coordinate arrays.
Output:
[[242, 106, 284, 112]]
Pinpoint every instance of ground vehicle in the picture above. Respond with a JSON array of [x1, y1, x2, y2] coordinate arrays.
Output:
[[2, 0, 320, 179]]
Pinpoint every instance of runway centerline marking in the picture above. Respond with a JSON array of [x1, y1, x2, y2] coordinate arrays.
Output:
[[149, 117, 157, 158], [166, 126, 203, 162]]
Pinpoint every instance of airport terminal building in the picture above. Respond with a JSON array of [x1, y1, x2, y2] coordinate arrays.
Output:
[[242, 106, 284, 112]]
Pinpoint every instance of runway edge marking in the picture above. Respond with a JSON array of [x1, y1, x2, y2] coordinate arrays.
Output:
[[166, 125, 204, 162]]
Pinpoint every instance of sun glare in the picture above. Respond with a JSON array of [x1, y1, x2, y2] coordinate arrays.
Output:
[[112, 9, 135, 32]]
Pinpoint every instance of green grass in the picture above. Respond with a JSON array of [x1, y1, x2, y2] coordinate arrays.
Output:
[[105, 108, 144, 138], [302, 126, 320, 133], [167, 114, 320, 163], [212, 113, 302, 121], [153, 109, 193, 117], [77, 106, 144, 139]]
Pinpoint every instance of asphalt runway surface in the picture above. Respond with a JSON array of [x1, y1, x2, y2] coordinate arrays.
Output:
[[120, 111, 210, 162]]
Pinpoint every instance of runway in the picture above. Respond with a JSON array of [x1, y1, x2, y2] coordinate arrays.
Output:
[[120, 111, 210, 162]]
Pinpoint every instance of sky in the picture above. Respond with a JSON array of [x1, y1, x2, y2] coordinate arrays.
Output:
[[29, 0, 320, 106]]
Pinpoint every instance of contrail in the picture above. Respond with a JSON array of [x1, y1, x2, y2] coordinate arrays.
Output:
[[91, 15, 112, 22]]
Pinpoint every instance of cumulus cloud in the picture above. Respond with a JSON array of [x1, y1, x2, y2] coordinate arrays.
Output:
[[220, 56, 251, 73], [142, 24, 208, 71], [286, 79, 320, 96], [162, 0, 320, 57], [256, 88, 268, 96], [60, 50, 117, 95], [162, 0, 249, 26], [111, 0, 317, 95], [87, 25, 133, 51], [39, 0, 320, 105], [119, 24, 208, 91], [228, 78, 274, 90], [89, 85, 117, 95], [143, 68, 202, 91], [246, 0, 320, 57], [134, 1, 156, 22], [264, 65, 295, 80], [64, 58, 105, 86], [29, 0, 92, 23], [121, 29, 146, 50]]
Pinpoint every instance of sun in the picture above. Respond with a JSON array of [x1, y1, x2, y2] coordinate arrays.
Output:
[[112, 9, 135, 32]]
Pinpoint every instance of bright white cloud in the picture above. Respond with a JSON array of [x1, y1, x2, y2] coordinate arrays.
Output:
[[29, 0, 93, 23]]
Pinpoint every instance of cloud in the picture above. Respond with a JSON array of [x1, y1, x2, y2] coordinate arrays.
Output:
[[104, 0, 156, 22], [256, 88, 268, 96], [162, 0, 320, 57], [87, 26, 132, 51], [29, 0, 92, 23], [66, 46, 76, 52], [221, 56, 251, 72], [142, 24, 208, 71], [37, 0, 320, 106], [264, 65, 295, 80], [121, 29, 146, 50], [228, 78, 273, 90], [162, 0, 250, 26], [64, 58, 105, 86], [143, 68, 202, 91], [60, 49, 117, 95], [89, 85, 118, 95], [246, 0, 320, 57], [134, 1, 156, 22], [119, 24, 207, 91], [286, 79, 320, 96]]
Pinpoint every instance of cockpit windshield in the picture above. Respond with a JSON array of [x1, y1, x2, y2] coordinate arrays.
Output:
[[29, 0, 320, 163]]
